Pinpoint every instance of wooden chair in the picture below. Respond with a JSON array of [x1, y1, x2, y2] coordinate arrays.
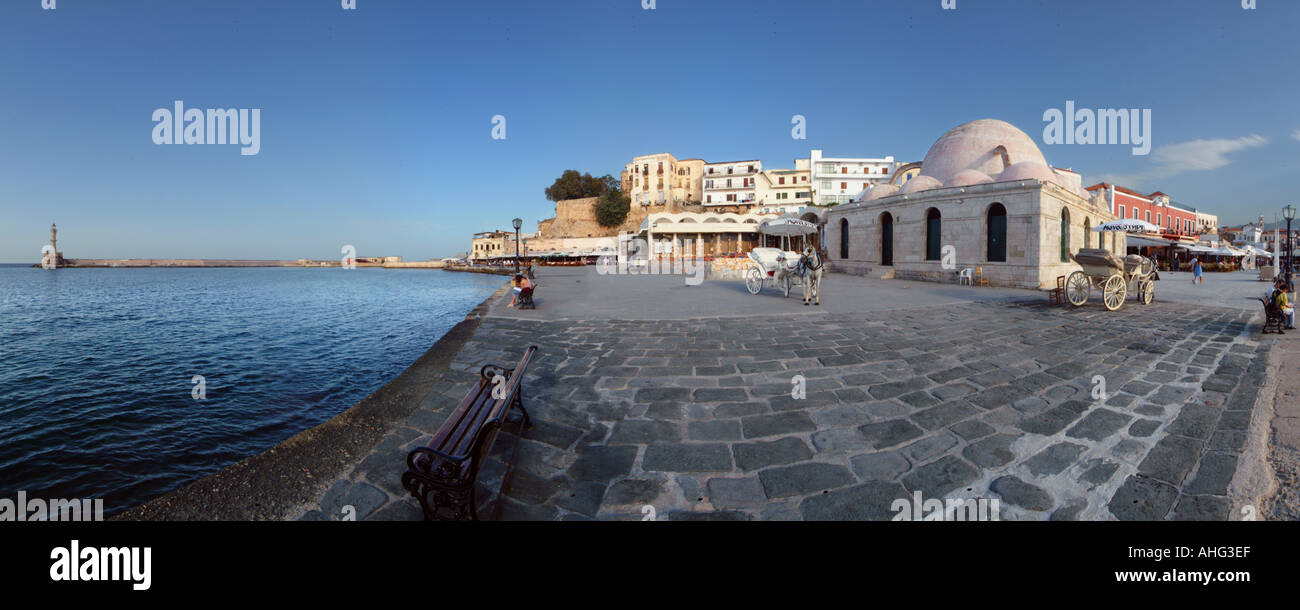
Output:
[[1048, 275, 1065, 305], [974, 266, 990, 287]]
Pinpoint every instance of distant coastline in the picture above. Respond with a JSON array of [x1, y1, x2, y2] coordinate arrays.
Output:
[[31, 258, 454, 269]]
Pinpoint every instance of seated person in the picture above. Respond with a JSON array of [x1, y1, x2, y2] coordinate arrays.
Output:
[[507, 274, 532, 308], [1273, 279, 1295, 329]]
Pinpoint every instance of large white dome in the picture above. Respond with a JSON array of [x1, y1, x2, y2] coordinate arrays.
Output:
[[918, 119, 1048, 185]]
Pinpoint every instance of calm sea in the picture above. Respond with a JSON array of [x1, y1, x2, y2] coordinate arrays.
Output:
[[0, 265, 503, 515]]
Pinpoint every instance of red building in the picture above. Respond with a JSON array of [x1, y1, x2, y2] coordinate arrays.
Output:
[[1085, 183, 1199, 240]]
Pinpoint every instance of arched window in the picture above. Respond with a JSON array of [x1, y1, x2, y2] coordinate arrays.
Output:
[[839, 218, 849, 259], [1083, 218, 1091, 249], [987, 204, 1007, 262], [924, 208, 942, 261], [1060, 208, 1071, 262], [880, 212, 894, 266]]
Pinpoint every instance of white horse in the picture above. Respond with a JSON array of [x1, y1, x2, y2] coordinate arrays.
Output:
[[796, 247, 823, 306]]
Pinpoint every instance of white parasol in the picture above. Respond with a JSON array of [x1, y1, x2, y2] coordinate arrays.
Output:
[[1093, 219, 1161, 233], [757, 217, 819, 254], [757, 217, 818, 236]]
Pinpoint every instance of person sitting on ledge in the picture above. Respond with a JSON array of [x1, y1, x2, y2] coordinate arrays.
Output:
[[507, 274, 532, 308]]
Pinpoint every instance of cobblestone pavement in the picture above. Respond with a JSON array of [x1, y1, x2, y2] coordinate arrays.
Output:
[[302, 297, 1272, 521]]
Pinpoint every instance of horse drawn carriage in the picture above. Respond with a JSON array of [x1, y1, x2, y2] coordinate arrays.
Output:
[[1066, 248, 1157, 311], [743, 217, 824, 305]]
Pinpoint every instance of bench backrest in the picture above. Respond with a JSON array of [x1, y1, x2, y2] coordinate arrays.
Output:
[[428, 345, 538, 463]]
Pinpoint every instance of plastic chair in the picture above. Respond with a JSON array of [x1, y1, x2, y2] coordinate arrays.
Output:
[[958, 268, 973, 285]]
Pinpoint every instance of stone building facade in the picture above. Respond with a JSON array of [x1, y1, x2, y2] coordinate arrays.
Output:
[[620, 153, 705, 208], [825, 119, 1122, 290]]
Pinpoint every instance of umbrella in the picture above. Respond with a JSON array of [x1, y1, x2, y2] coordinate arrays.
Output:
[[757, 217, 818, 236], [1093, 219, 1161, 233]]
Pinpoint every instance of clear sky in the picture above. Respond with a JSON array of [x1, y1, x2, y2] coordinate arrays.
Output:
[[2, 0, 1297, 262]]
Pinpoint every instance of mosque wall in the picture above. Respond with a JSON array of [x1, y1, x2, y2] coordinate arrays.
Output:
[[826, 180, 1120, 290]]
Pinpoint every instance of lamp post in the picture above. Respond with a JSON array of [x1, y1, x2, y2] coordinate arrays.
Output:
[[1285, 205, 1296, 288], [512, 217, 523, 275]]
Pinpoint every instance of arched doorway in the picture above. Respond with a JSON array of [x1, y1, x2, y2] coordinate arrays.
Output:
[[987, 204, 1006, 262], [880, 212, 894, 266], [839, 218, 849, 259], [924, 208, 941, 261], [1059, 208, 1071, 262]]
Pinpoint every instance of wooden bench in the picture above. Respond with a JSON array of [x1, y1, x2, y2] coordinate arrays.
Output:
[[517, 285, 536, 309], [1258, 297, 1286, 334], [401, 345, 538, 520]]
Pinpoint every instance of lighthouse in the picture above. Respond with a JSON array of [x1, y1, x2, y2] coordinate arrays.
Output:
[[42, 222, 60, 269]]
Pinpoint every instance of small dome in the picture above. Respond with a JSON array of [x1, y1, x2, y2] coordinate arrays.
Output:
[[996, 161, 1057, 183], [851, 187, 873, 202], [918, 119, 1048, 185], [899, 175, 943, 194], [866, 184, 900, 200], [947, 169, 994, 187]]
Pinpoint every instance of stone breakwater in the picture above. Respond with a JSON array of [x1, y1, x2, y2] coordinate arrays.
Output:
[[49, 259, 311, 268], [42, 259, 455, 269]]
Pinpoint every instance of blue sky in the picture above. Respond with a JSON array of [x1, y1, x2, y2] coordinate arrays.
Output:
[[1, 0, 1297, 262]]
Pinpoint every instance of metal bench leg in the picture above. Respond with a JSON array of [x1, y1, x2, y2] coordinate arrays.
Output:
[[513, 391, 532, 428]]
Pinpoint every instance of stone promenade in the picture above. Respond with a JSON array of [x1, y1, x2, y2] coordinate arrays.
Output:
[[302, 288, 1273, 521]]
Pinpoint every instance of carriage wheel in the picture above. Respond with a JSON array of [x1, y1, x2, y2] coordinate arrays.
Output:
[[1066, 271, 1090, 306], [1140, 279, 1154, 305], [1102, 275, 1127, 311], [781, 272, 791, 298], [744, 267, 763, 295]]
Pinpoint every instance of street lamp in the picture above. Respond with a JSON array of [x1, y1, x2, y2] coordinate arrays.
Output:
[[512, 217, 523, 275], [1285, 205, 1296, 288]]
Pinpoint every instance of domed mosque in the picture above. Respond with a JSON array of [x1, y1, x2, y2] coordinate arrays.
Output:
[[825, 119, 1119, 289]]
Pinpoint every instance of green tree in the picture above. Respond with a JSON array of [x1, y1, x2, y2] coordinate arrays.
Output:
[[545, 170, 621, 201], [595, 190, 631, 227]]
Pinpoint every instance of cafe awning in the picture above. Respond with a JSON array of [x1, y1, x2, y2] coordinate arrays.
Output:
[[1127, 235, 1177, 248]]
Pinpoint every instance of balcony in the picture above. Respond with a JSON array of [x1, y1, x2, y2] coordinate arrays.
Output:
[[707, 168, 759, 177]]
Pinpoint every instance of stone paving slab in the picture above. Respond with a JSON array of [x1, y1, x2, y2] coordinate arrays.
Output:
[[300, 293, 1273, 521]]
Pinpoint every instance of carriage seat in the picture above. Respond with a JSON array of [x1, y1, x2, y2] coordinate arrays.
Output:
[[1072, 248, 1124, 271], [1123, 255, 1146, 274], [749, 247, 799, 273]]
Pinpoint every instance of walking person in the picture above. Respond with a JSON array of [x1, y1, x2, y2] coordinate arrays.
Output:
[[1191, 257, 1203, 285]]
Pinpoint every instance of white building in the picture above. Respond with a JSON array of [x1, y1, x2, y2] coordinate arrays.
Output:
[[799, 150, 897, 205], [702, 160, 761, 208], [1195, 210, 1219, 234], [754, 168, 812, 212]]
